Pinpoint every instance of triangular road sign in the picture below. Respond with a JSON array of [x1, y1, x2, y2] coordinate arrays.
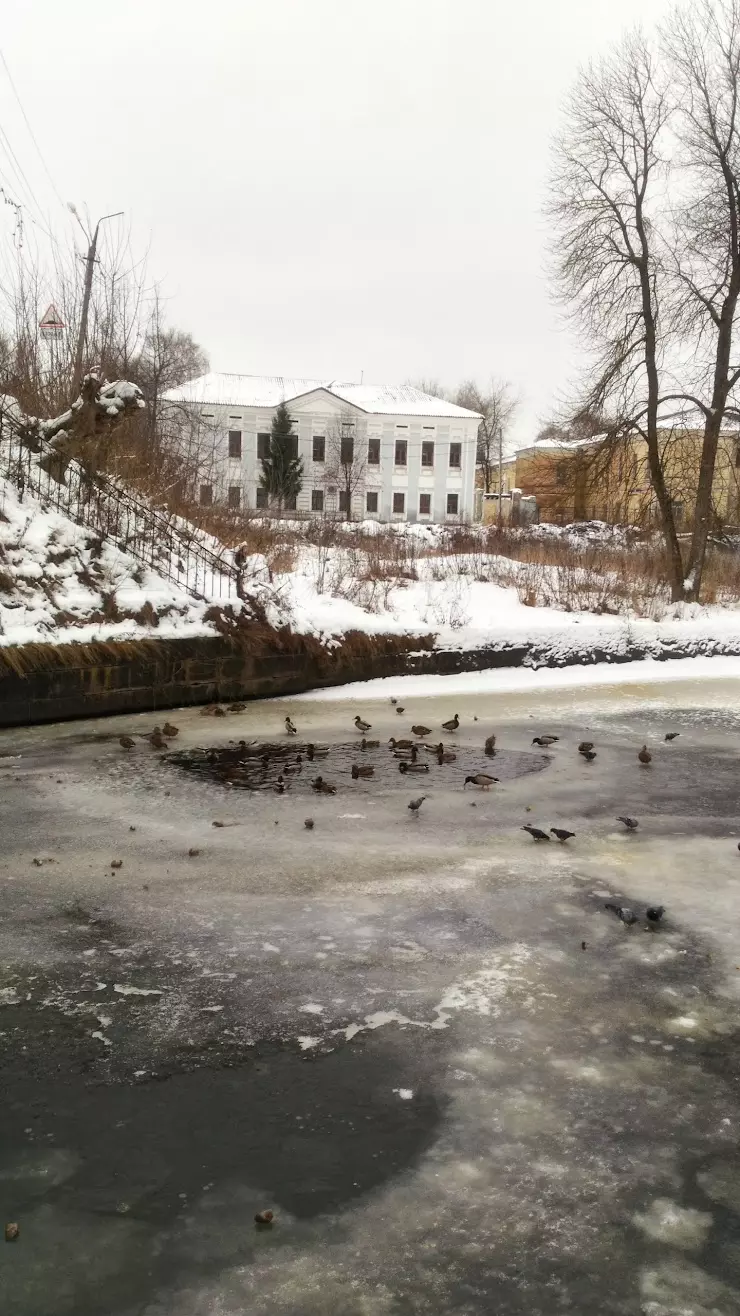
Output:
[[39, 303, 64, 329]]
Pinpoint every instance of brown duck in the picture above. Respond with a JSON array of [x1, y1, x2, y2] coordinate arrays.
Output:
[[312, 776, 337, 794], [351, 763, 374, 779], [638, 745, 652, 765]]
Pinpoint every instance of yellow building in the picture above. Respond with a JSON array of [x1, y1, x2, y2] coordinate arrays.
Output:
[[500, 431, 740, 528]]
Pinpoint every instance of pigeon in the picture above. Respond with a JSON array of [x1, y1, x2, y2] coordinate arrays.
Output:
[[646, 904, 665, 923], [464, 773, 498, 789], [442, 714, 460, 732], [522, 824, 550, 841], [638, 745, 652, 764], [162, 722, 179, 738], [484, 734, 496, 755], [412, 725, 432, 737], [581, 750, 597, 762], [408, 796, 427, 815], [617, 815, 639, 830], [578, 741, 594, 753], [605, 902, 639, 925], [664, 732, 680, 741], [550, 828, 575, 842], [304, 818, 315, 830], [285, 717, 297, 735], [351, 763, 374, 779], [354, 716, 372, 733], [119, 735, 135, 750], [532, 735, 559, 747]]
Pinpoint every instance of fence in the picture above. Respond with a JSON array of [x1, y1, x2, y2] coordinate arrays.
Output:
[[0, 424, 238, 601]]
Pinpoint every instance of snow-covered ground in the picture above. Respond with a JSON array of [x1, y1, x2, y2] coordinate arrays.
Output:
[[4, 475, 740, 672]]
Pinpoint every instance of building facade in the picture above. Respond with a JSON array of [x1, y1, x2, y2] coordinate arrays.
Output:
[[162, 374, 481, 523]]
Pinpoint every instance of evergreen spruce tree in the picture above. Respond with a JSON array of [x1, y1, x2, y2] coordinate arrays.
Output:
[[259, 401, 303, 511]]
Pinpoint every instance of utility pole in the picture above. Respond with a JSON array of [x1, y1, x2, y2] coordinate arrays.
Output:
[[497, 425, 504, 530], [70, 209, 123, 395]]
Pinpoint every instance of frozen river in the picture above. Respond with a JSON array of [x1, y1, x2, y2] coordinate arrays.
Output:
[[3, 668, 740, 1314]]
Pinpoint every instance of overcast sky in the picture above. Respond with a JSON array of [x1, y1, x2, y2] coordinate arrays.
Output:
[[2, 0, 673, 444]]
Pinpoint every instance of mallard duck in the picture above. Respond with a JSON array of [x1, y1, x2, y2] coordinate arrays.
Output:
[[484, 734, 496, 755], [532, 735, 559, 747], [664, 732, 680, 741], [550, 827, 575, 842], [162, 722, 179, 738], [616, 815, 639, 830], [351, 763, 374, 779], [361, 738, 379, 750], [228, 702, 247, 712], [407, 796, 427, 814], [213, 706, 226, 718], [273, 776, 286, 794], [200, 703, 218, 716], [285, 717, 297, 735], [581, 749, 597, 762], [399, 761, 429, 774], [389, 738, 414, 750], [394, 745, 418, 762], [646, 904, 665, 922], [306, 743, 329, 761], [464, 773, 497, 789], [521, 824, 549, 840], [119, 735, 135, 750], [390, 697, 398, 705], [304, 818, 315, 830], [254, 1210, 274, 1226], [578, 741, 594, 754], [147, 728, 167, 750], [411, 724, 432, 737], [638, 745, 652, 764], [436, 743, 456, 764], [312, 775, 337, 794], [442, 714, 460, 732], [354, 716, 372, 733], [396, 706, 405, 715]]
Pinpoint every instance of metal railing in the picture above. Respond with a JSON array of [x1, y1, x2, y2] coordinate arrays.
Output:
[[0, 425, 238, 601]]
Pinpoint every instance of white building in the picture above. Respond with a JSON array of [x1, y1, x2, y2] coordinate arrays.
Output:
[[162, 373, 481, 523]]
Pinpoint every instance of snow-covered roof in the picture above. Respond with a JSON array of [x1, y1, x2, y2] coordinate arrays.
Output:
[[163, 373, 482, 420]]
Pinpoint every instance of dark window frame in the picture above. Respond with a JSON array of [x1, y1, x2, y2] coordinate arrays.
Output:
[[255, 486, 269, 509], [367, 438, 380, 465], [366, 491, 379, 513], [228, 430, 242, 459], [313, 435, 326, 462], [228, 485, 241, 509], [340, 436, 354, 465], [311, 488, 324, 512], [393, 491, 405, 514], [421, 441, 434, 468], [199, 484, 213, 507], [257, 433, 271, 460], [419, 493, 432, 515], [446, 493, 459, 516], [449, 442, 462, 469], [395, 440, 408, 467]]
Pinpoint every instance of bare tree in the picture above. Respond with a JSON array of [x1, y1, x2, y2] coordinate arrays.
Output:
[[404, 377, 449, 399], [548, 33, 688, 595], [322, 408, 366, 519], [455, 378, 519, 492]]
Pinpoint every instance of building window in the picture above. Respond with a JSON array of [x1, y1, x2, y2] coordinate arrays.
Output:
[[555, 461, 568, 484], [393, 492, 405, 514], [449, 442, 461, 469], [228, 431, 242, 458], [313, 435, 325, 462], [446, 493, 459, 516], [421, 441, 434, 468], [367, 438, 380, 465], [311, 488, 324, 512], [199, 485, 213, 507], [395, 440, 407, 467], [284, 494, 297, 511], [255, 487, 268, 509], [419, 493, 431, 516], [366, 491, 379, 513], [289, 435, 298, 459], [338, 490, 349, 513], [228, 485, 241, 509], [340, 436, 354, 465], [257, 433, 270, 460]]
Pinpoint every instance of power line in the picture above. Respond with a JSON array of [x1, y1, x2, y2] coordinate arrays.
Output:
[[0, 48, 65, 210]]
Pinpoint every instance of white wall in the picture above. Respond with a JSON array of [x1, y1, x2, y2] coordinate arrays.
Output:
[[192, 389, 478, 523]]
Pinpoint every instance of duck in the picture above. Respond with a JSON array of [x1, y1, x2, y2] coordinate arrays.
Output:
[[390, 697, 398, 706], [580, 749, 597, 762], [436, 744, 457, 764], [228, 702, 247, 712], [484, 734, 496, 756], [578, 741, 594, 753], [394, 745, 418, 762], [162, 722, 179, 738], [638, 745, 652, 765], [361, 738, 379, 750], [200, 703, 219, 716], [119, 735, 135, 750], [646, 904, 665, 923], [312, 776, 337, 794], [464, 773, 498, 790], [304, 818, 315, 830], [213, 706, 227, 718], [407, 796, 427, 814], [306, 743, 329, 761], [389, 738, 414, 750], [442, 714, 460, 732], [351, 763, 374, 779], [664, 732, 680, 741], [273, 776, 286, 794], [354, 716, 372, 733], [616, 815, 639, 830], [146, 728, 167, 750], [396, 706, 405, 715], [285, 717, 297, 735], [532, 735, 559, 747], [521, 824, 550, 841], [550, 827, 575, 842], [411, 724, 432, 737], [399, 761, 429, 774]]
